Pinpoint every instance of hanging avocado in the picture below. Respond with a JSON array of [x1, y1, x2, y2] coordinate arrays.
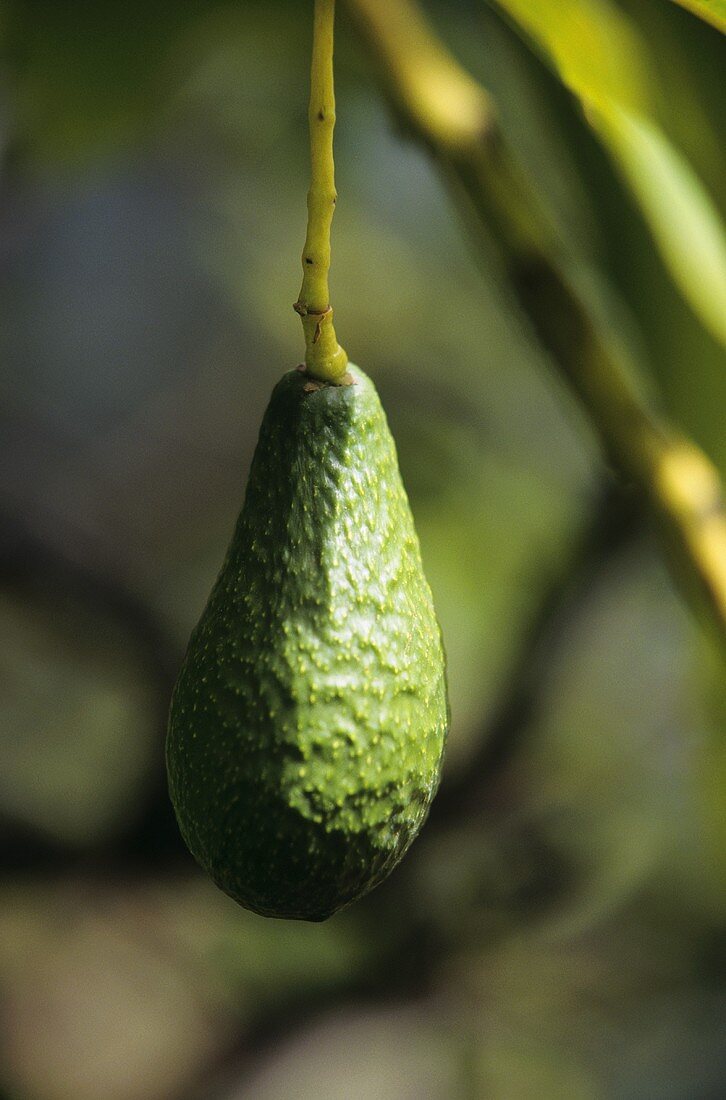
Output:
[[167, 365, 448, 920]]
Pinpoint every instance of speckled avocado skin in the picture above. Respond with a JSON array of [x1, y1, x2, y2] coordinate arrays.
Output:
[[166, 365, 448, 921]]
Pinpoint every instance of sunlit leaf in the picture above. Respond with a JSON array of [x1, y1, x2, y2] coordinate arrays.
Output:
[[486, 0, 651, 115], [668, 0, 726, 34], [489, 0, 726, 348]]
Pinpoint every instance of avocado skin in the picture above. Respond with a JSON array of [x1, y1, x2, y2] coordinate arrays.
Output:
[[167, 366, 448, 921]]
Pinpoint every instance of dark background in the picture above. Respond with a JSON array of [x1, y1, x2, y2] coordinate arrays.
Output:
[[0, 1, 724, 1097]]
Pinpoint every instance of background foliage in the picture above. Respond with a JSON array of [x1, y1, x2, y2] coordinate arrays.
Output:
[[0, 1, 724, 1097]]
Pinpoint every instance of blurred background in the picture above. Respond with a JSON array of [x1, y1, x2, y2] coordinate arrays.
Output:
[[0, 1, 724, 1097]]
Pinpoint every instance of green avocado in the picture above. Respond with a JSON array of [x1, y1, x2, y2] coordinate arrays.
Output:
[[166, 365, 448, 921]]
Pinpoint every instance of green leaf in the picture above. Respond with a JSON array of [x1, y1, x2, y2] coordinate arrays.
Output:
[[668, 0, 726, 34], [598, 106, 726, 351], [489, 0, 726, 349], [487, 0, 651, 115]]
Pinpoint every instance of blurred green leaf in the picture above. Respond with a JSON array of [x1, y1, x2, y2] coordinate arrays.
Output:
[[598, 105, 726, 350], [488, 0, 726, 348], [668, 0, 726, 33], [487, 0, 651, 115]]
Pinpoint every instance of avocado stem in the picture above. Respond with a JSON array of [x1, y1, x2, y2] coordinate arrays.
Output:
[[294, 0, 349, 383]]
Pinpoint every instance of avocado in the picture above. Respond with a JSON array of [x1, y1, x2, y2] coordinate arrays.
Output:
[[167, 365, 449, 921]]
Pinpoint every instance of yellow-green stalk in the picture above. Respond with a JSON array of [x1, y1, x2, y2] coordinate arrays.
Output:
[[294, 0, 348, 383]]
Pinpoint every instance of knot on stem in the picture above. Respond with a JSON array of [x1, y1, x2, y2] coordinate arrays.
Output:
[[293, 301, 333, 344]]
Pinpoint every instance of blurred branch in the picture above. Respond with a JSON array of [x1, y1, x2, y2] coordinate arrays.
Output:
[[345, 0, 726, 647]]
